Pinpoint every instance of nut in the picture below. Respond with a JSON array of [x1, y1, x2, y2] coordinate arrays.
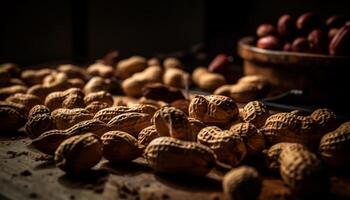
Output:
[[192, 67, 226, 91], [21, 68, 53, 86], [142, 83, 185, 103], [222, 166, 262, 200], [144, 137, 216, 176], [163, 68, 190, 89], [57, 64, 88, 81], [296, 12, 321, 33], [329, 24, 350, 56], [87, 63, 115, 78], [279, 147, 326, 194], [107, 112, 151, 137], [153, 107, 191, 140], [51, 108, 94, 130], [138, 125, 160, 149], [0, 85, 27, 100], [163, 57, 183, 69], [230, 123, 265, 154], [319, 121, 350, 167], [116, 56, 147, 79], [0, 106, 26, 131], [241, 101, 270, 128], [25, 105, 55, 139], [83, 76, 112, 94], [197, 126, 246, 166], [256, 24, 277, 37], [101, 131, 141, 162], [122, 66, 163, 97], [277, 14, 296, 39], [54, 133, 102, 174], [326, 15, 347, 28], [291, 37, 312, 53], [189, 95, 238, 126], [45, 88, 85, 111], [188, 118, 206, 141], [85, 101, 110, 114], [32, 119, 110, 155], [265, 142, 306, 171], [5, 93, 42, 115], [84, 91, 114, 106], [94, 104, 157, 123], [256, 36, 280, 50], [307, 29, 327, 54]]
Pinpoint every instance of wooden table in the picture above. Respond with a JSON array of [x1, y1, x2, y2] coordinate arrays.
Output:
[[1, 133, 350, 200]]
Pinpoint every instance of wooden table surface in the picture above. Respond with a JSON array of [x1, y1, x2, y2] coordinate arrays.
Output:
[[1, 134, 350, 200]]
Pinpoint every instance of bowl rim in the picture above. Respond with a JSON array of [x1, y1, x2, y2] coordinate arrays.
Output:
[[238, 36, 350, 61]]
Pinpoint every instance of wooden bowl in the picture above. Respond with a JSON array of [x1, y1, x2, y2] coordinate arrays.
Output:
[[238, 36, 350, 103]]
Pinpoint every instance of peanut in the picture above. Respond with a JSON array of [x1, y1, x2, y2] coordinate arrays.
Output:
[[147, 57, 160, 66], [32, 119, 110, 155], [153, 106, 191, 140], [0, 101, 27, 116], [163, 57, 183, 69], [240, 101, 270, 128], [84, 91, 114, 106], [262, 109, 335, 146], [170, 99, 189, 115], [230, 123, 265, 154], [51, 108, 93, 130], [21, 68, 54, 86], [55, 133, 102, 174], [94, 104, 157, 123], [142, 83, 185, 103], [0, 106, 26, 131], [101, 131, 141, 162], [163, 68, 190, 89], [0, 85, 27, 100], [188, 118, 206, 141], [192, 67, 226, 91], [87, 63, 115, 78], [197, 126, 247, 166], [107, 112, 151, 137], [57, 64, 89, 81], [85, 101, 110, 114], [27, 73, 70, 100], [116, 56, 147, 79], [45, 88, 85, 111], [83, 76, 112, 94], [138, 125, 160, 149], [6, 93, 42, 114], [68, 78, 85, 89], [25, 105, 55, 139], [310, 108, 337, 134], [319, 121, 350, 167], [144, 137, 216, 176], [265, 142, 306, 171], [122, 66, 163, 97], [0, 63, 21, 77], [222, 166, 262, 200], [279, 146, 326, 194], [189, 95, 238, 126]]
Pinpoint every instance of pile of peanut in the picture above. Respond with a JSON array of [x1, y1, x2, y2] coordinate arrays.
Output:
[[1, 61, 349, 199]]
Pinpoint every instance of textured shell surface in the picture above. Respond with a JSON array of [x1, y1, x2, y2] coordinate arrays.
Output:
[[241, 101, 269, 128], [144, 137, 216, 176]]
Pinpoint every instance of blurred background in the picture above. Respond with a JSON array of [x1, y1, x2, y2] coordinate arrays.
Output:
[[1, 0, 349, 66]]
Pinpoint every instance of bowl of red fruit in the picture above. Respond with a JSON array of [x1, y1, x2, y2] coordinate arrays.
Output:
[[238, 12, 350, 103]]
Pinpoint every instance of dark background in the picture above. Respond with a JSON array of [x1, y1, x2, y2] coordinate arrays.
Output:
[[1, 0, 349, 66]]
